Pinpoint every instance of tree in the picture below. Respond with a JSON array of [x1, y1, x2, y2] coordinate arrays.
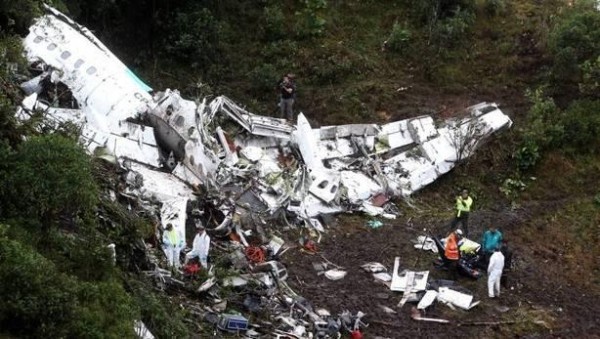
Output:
[[0, 228, 137, 338], [3, 135, 98, 227], [548, 3, 600, 89]]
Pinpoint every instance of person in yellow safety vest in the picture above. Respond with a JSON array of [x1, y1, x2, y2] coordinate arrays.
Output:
[[162, 223, 184, 269], [444, 229, 463, 280], [448, 189, 473, 237]]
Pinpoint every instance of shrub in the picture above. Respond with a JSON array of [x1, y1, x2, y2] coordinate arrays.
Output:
[[559, 99, 600, 154], [295, 0, 328, 39], [548, 5, 600, 87], [430, 8, 475, 48], [386, 22, 412, 53], [167, 7, 220, 69], [0, 231, 137, 338], [3, 135, 98, 226], [514, 140, 540, 173], [262, 5, 286, 41], [523, 88, 564, 150], [483, 0, 506, 17], [500, 177, 526, 200], [579, 56, 600, 98]]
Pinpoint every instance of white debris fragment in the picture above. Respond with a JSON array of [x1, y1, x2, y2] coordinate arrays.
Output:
[[134, 320, 155, 339], [361, 262, 387, 273], [417, 290, 438, 310], [324, 269, 347, 281], [437, 287, 480, 310], [413, 235, 438, 253], [390, 257, 429, 292]]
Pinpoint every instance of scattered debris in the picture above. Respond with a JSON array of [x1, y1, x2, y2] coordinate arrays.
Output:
[[413, 235, 438, 253], [217, 314, 249, 333], [410, 307, 450, 324], [16, 5, 516, 338], [390, 258, 429, 292], [324, 269, 348, 281], [134, 320, 155, 339], [378, 305, 397, 314], [417, 290, 439, 310], [437, 286, 480, 310]]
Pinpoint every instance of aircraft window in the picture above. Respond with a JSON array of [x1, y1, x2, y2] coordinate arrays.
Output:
[[317, 180, 329, 189], [175, 116, 185, 127], [47, 43, 57, 50], [86, 66, 97, 75], [60, 51, 71, 59], [74, 59, 84, 68], [33, 36, 43, 43]]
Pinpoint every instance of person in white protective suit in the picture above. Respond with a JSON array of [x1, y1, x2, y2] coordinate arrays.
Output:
[[185, 222, 211, 269], [487, 246, 505, 298], [162, 223, 184, 268]]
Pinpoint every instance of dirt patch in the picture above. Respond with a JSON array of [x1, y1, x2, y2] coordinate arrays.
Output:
[[281, 205, 600, 338]]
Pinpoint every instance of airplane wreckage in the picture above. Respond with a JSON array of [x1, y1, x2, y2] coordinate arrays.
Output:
[[15, 5, 513, 337]]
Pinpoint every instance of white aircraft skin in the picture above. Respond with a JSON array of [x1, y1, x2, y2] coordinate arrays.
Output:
[[18, 6, 512, 241]]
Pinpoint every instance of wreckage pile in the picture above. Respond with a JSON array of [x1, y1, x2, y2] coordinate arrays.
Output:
[[13, 5, 514, 338]]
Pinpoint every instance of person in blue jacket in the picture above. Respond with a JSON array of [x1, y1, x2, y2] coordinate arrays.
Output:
[[481, 224, 503, 263]]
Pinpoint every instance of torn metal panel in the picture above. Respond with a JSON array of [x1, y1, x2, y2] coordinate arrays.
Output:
[[293, 113, 323, 170], [340, 171, 383, 204], [390, 257, 429, 292], [134, 320, 155, 339], [408, 116, 438, 143], [80, 127, 160, 168], [417, 290, 438, 310], [209, 96, 293, 139], [378, 120, 414, 150], [308, 169, 341, 203], [437, 287, 480, 310]]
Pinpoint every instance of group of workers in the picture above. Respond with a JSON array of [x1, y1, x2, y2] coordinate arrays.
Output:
[[162, 219, 211, 271], [444, 189, 508, 298]]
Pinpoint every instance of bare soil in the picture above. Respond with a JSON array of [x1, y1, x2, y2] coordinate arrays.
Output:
[[283, 200, 600, 338]]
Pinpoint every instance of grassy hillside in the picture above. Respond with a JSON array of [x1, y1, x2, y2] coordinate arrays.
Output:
[[0, 0, 599, 337]]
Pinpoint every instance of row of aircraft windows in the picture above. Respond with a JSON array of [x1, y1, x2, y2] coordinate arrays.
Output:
[[32, 35, 97, 75]]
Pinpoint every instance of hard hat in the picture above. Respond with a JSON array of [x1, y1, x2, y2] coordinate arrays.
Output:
[[456, 229, 463, 236]]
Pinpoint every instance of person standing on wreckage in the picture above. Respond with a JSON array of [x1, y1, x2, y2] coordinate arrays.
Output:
[[184, 221, 211, 269], [448, 189, 473, 237], [162, 223, 184, 269], [487, 246, 505, 298], [278, 73, 296, 121]]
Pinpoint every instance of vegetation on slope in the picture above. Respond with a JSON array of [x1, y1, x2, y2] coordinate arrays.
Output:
[[0, 0, 599, 337]]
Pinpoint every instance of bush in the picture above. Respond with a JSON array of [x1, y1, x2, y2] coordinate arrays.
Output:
[[579, 56, 600, 98], [559, 99, 600, 154], [548, 5, 600, 88], [167, 6, 220, 70], [514, 140, 540, 173], [483, 0, 506, 17], [248, 63, 280, 98], [386, 22, 412, 53], [128, 277, 190, 338], [523, 88, 564, 150], [295, 0, 328, 39], [430, 8, 475, 48], [3, 135, 98, 226], [0, 230, 137, 338], [262, 5, 286, 41]]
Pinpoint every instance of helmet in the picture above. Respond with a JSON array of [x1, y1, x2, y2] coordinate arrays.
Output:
[[456, 229, 463, 236]]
